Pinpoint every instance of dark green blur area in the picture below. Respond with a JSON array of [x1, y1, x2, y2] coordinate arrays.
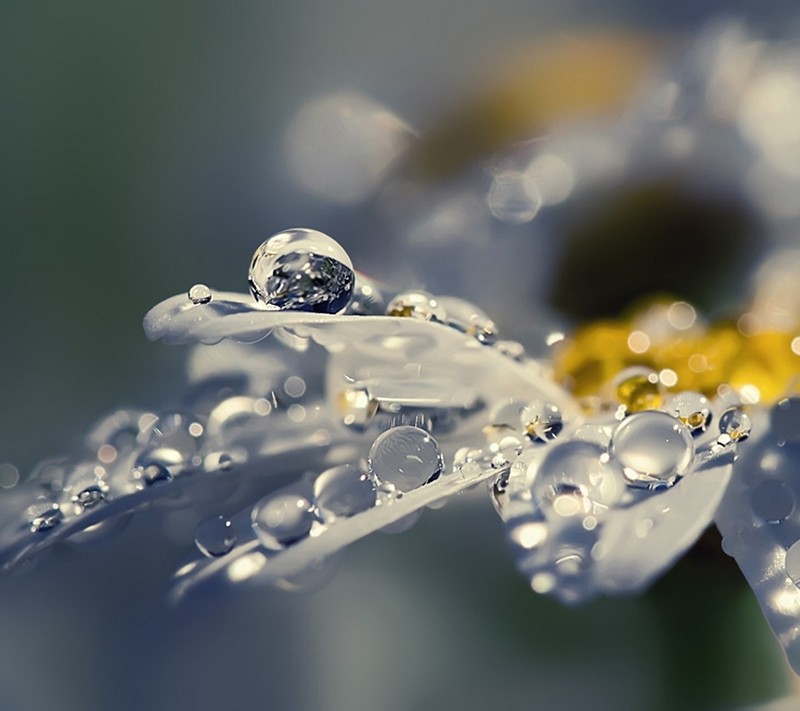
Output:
[[0, 2, 797, 710]]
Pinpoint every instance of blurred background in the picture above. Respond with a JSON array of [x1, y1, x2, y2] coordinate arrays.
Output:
[[2, 1, 800, 709]]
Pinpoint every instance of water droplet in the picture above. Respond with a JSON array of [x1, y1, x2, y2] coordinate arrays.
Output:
[[609, 411, 695, 489], [437, 296, 498, 345], [771, 397, 800, 444], [532, 441, 626, 518], [345, 274, 385, 315], [313, 463, 376, 520], [666, 391, 712, 434], [195, 515, 237, 557], [520, 401, 563, 443], [248, 228, 355, 313], [786, 541, 800, 586], [751, 480, 795, 523], [251, 492, 319, 550], [188, 283, 212, 304], [27, 502, 62, 533], [719, 408, 752, 442], [368, 425, 444, 492], [385, 291, 446, 322], [614, 367, 663, 413], [131, 461, 172, 487], [72, 483, 108, 512]]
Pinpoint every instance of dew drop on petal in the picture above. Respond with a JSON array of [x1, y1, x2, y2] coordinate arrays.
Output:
[[248, 228, 355, 314], [614, 367, 663, 413], [532, 441, 626, 519], [385, 291, 446, 322], [195, 515, 237, 557], [72, 483, 108, 513], [609, 411, 695, 489], [520, 401, 563, 443], [131, 461, 172, 488], [368, 425, 444, 492], [666, 391, 712, 434], [751, 480, 795, 523], [27, 502, 63, 533], [313, 463, 376, 520], [719, 408, 752, 442], [188, 284, 212, 305], [251, 492, 319, 550]]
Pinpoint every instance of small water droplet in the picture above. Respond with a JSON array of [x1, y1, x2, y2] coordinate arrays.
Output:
[[313, 463, 376, 520], [248, 228, 355, 313], [771, 397, 800, 444], [609, 411, 694, 489], [132, 461, 172, 487], [520, 401, 563, 443], [368, 426, 444, 492], [719, 408, 752, 442], [27, 502, 62, 533], [385, 291, 446, 322], [614, 367, 663, 413], [786, 541, 800, 586], [188, 283, 212, 304], [666, 391, 711, 434], [532, 441, 626, 518], [195, 515, 237, 557], [751, 480, 795, 523], [251, 492, 319, 550], [437, 296, 498, 345], [72, 483, 108, 512]]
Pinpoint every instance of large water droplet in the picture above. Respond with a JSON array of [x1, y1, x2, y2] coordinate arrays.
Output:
[[368, 426, 444, 492], [666, 391, 711, 434], [313, 463, 376, 520], [771, 397, 800, 444], [248, 229, 355, 313], [609, 411, 695, 489], [188, 283, 212, 305], [520, 401, 563, 443], [27, 501, 62, 533], [751, 480, 795, 523], [385, 291, 446, 322], [532, 441, 626, 519], [195, 515, 237, 557], [251, 491, 319, 550]]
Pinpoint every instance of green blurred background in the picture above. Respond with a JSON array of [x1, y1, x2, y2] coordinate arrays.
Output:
[[0, 2, 798, 709]]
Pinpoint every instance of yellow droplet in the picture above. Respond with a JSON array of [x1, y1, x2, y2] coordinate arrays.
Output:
[[614, 368, 663, 413]]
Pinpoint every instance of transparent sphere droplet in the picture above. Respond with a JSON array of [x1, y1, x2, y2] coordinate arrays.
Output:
[[771, 397, 800, 444], [520, 401, 563, 443], [614, 367, 663, 413], [368, 425, 444, 492], [532, 441, 626, 519], [248, 228, 355, 313], [719, 408, 752, 442], [252, 492, 319, 550], [314, 463, 376, 520], [195, 515, 237, 557], [751, 480, 795, 523], [610, 411, 695, 489], [188, 283, 212, 305], [786, 541, 800, 586], [72, 483, 108, 512], [666, 391, 711, 434], [27, 502, 62, 533], [386, 291, 446, 322]]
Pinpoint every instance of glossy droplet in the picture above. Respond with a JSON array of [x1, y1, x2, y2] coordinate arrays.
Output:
[[751, 480, 795, 523], [195, 515, 237, 557], [368, 425, 444, 492], [252, 492, 319, 550], [610, 411, 695, 489], [386, 291, 445, 322], [666, 391, 711, 434], [72, 483, 108, 512], [719, 408, 752, 442], [437, 296, 498, 345], [188, 283, 212, 305], [248, 228, 355, 313], [520, 401, 563, 443], [771, 397, 800, 444], [532, 441, 626, 519], [314, 463, 376, 520], [614, 367, 663, 413], [132, 461, 172, 487], [786, 541, 800, 586], [27, 502, 62, 533]]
